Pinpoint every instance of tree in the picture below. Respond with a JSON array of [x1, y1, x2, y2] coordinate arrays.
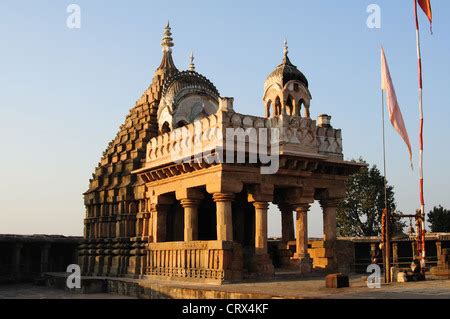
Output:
[[337, 158, 404, 237], [428, 206, 450, 232]]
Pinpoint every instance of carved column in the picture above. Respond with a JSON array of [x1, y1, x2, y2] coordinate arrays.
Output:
[[320, 199, 339, 242], [294, 205, 310, 259], [285, 187, 314, 273], [278, 203, 295, 243], [254, 202, 269, 254], [213, 193, 235, 241], [436, 241, 442, 264], [181, 199, 201, 242], [148, 210, 154, 243]]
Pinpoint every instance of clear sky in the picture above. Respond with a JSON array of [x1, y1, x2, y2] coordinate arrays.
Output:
[[0, 0, 449, 237]]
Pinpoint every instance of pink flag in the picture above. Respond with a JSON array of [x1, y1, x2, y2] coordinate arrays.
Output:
[[381, 47, 413, 167]]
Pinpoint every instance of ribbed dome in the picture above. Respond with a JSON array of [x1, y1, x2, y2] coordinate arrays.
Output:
[[264, 45, 309, 92], [161, 70, 220, 105]]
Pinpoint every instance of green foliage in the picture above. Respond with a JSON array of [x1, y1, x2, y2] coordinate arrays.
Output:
[[428, 206, 450, 232], [337, 158, 404, 237]]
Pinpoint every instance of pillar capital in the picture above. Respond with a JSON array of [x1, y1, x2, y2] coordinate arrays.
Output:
[[285, 187, 315, 208], [213, 193, 235, 203], [247, 184, 274, 203], [319, 198, 342, 209], [253, 201, 269, 210], [293, 204, 311, 214], [180, 198, 202, 208]]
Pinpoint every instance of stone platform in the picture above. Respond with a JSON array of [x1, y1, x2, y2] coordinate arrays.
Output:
[[40, 272, 450, 299]]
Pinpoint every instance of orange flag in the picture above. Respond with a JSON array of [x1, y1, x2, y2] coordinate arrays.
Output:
[[418, 0, 433, 30], [381, 47, 413, 168]]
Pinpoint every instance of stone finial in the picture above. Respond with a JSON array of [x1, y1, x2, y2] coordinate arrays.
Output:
[[188, 52, 195, 71], [161, 21, 174, 52], [218, 97, 234, 112], [283, 39, 289, 58], [317, 114, 332, 128]]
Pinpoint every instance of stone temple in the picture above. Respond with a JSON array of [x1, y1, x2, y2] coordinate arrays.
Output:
[[78, 23, 361, 284]]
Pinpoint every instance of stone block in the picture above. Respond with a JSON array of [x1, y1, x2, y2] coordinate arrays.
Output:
[[325, 273, 349, 288], [397, 272, 408, 283], [313, 257, 332, 269], [309, 248, 334, 258]]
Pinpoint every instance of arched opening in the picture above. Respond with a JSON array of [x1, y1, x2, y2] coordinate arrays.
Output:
[[161, 121, 171, 134], [298, 99, 305, 118], [286, 96, 294, 116], [274, 96, 282, 116]]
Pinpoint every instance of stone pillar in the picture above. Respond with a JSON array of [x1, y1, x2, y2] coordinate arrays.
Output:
[[181, 199, 201, 242], [254, 202, 269, 254], [12, 243, 23, 278], [392, 242, 398, 266], [141, 213, 150, 241], [40, 244, 51, 273], [152, 204, 170, 242], [148, 211, 153, 243], [436, 241, 442, 264], [213, 193, 234, 241], [294, 205, 310, 259], [320, 199, 339, 242], [278, 203, 295, 243]]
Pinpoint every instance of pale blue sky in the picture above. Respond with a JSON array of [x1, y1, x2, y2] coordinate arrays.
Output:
[[0, 1, 449, 237]]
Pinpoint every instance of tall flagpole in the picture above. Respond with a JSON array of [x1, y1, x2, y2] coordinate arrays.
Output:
[[381, 88, 391, 283], [414, 0, 426, 262]]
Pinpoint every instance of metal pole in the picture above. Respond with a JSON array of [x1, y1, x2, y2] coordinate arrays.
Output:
[[414, 0, 426, 264], [381, 89, 391, 283]]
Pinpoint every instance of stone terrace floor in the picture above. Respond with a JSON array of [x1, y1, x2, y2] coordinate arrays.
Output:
[[0, 283, 134, 299], [134, 273, 450, 299], [1, 273, 450, 299]]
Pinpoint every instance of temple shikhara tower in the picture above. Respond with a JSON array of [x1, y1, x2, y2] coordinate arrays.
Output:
[[79, 23, 361, 284]]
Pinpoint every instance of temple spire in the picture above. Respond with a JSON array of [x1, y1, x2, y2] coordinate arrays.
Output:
[[157, 21, 178, 71], [188, 52, 195, 71], [161, 21, 174, 52]]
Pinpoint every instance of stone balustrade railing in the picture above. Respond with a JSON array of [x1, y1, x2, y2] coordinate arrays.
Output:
[[144, 109, 343, 169], [146, 240, 243, 284], [316, 126, 343, 159]]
